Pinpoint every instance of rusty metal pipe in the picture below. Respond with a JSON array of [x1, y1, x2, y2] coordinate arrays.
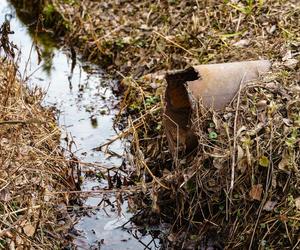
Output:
[[164, 60, 271, 156]]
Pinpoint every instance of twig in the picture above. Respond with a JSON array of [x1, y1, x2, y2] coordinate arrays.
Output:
[[99, 105, 160, 149], [153, 30, 194, 56], [229, 74, 246, 195], [0, 119, 43, 125], [0, 205, 41, 218], [48, 185, 149, 195], [292, 239, 300, 250], [141, 161, 170, 190]]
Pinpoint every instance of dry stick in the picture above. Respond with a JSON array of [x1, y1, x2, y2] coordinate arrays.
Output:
[[292, 239, 300, 250], [0, 205, 41, 218], [141, 161, 170, 190], [50, 156, 120, 173], [0, 119, 43, 125], [229, 74, 246, 201], [35, 128, 60, 146], [100, 105, 160, 148], [49, 185, 148, 195], [153, 30, 194, 56]]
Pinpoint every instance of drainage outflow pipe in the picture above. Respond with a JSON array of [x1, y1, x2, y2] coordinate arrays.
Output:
[[164, 60, 271, 156]]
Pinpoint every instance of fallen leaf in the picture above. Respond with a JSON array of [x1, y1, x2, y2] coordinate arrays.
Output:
[[278, 153, 291, 172], [237, 145, 244, 162], [283, 118, 292, 127], [167, 233, 176, 242], [237, 158, 248, 173], [263, 200, 277, 211], [0, 229, 13, 238], [236, 126, 246, 137], [16, 235, 23, 245], [249, 184, 263, 201], [256, 100, 267, 111], [295, 197, 300, 210], [267, 25, 276, 34], [284, 59, 298, 69], [278, 214, 288, 222], [233, 39, 249, 48], [291, 85, 300, 93], [282, 50, 292, 61], [0, 138, 9, 146], [23, 223, 35, 237], [44, 189, 51, 202], [0, 189, 11, 202]]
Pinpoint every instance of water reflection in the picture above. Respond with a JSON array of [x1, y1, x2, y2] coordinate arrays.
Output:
[[0, 1, 160, 249], [7, 0, 58, 75]]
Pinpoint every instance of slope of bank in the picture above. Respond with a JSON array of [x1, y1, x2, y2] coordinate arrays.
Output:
[[0, 61, 74, 248]]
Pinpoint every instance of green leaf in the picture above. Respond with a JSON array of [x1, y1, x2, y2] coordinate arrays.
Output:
[[260, 223, 266, 229], [259, 156, 269, 167], [190, 235, 198, 241], [209, 131, 218, 140]]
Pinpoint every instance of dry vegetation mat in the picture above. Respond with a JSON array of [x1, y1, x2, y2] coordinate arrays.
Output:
[[0, 56, 75, 248], [165, 69, 300, 249], [49, 0, 299, 76], [40, 0, 300, 248]]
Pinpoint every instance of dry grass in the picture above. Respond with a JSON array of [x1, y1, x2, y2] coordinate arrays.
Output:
[[0, 59, 76, 248], [164, 68, 300, 249], [50, 0, 299, 75]]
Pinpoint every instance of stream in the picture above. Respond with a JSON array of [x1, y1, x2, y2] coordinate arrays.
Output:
[[0, 1, 160, 249]]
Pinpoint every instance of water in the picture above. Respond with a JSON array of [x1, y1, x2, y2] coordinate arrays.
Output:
[[0, 1, 160, 249]]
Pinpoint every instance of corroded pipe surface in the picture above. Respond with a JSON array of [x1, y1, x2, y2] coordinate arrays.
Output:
[[190, 60, 271, 109], [164, 60, 271, 156]]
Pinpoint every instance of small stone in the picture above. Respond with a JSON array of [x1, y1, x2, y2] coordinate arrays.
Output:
[[267, 25, 276, 34]]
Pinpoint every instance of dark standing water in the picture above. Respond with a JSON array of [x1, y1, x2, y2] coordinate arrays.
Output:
[[0, 1, 160, 249]]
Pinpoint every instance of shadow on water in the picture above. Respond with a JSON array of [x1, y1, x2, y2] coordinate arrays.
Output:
[[8, 0, 65, 75], [1, 1, 161, 249]]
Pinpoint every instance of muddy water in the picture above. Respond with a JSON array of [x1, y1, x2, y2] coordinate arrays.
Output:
[[0, 2, 160, 249]]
